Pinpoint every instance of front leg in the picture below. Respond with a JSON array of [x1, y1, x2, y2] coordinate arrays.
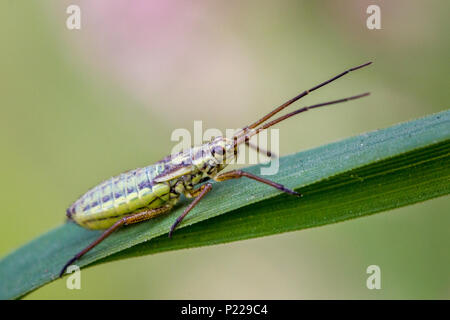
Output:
[[214, 170, 302, 197]]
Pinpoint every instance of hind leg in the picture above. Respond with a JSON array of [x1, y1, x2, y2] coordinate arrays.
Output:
[[60, 205, 172, 277]]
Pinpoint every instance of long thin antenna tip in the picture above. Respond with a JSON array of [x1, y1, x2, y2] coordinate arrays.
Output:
[[355, 92, 371, 98], [351, 61, 373, 71], [345, 92, 370, 102]]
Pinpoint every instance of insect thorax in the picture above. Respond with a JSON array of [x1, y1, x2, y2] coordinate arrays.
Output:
[[164, 136, 236, 193]]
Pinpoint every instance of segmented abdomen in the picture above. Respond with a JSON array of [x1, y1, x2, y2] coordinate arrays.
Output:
[[67, 164, 172, 230]]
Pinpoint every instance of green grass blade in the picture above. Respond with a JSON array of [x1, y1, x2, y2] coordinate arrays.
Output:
[[1, 110, 449, 299]]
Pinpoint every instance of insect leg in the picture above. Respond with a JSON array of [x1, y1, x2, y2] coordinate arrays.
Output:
[[168, 183, 213, 238], [59, 206, 172, 277], [215, 170, 301, 197]]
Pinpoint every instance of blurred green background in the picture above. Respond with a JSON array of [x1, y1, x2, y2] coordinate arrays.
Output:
[[0, 0, 448, 299]]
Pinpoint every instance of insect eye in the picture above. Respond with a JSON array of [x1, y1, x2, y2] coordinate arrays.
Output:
[[212, 146, 225, 156]]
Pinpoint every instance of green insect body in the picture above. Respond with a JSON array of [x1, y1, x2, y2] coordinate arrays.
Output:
[[60, 62, 372, 277], [67, 168, 171, 230], [67, 138, 233, 230]]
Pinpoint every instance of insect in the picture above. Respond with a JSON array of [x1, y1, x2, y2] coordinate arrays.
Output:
[[60, 62, 372, 277]]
